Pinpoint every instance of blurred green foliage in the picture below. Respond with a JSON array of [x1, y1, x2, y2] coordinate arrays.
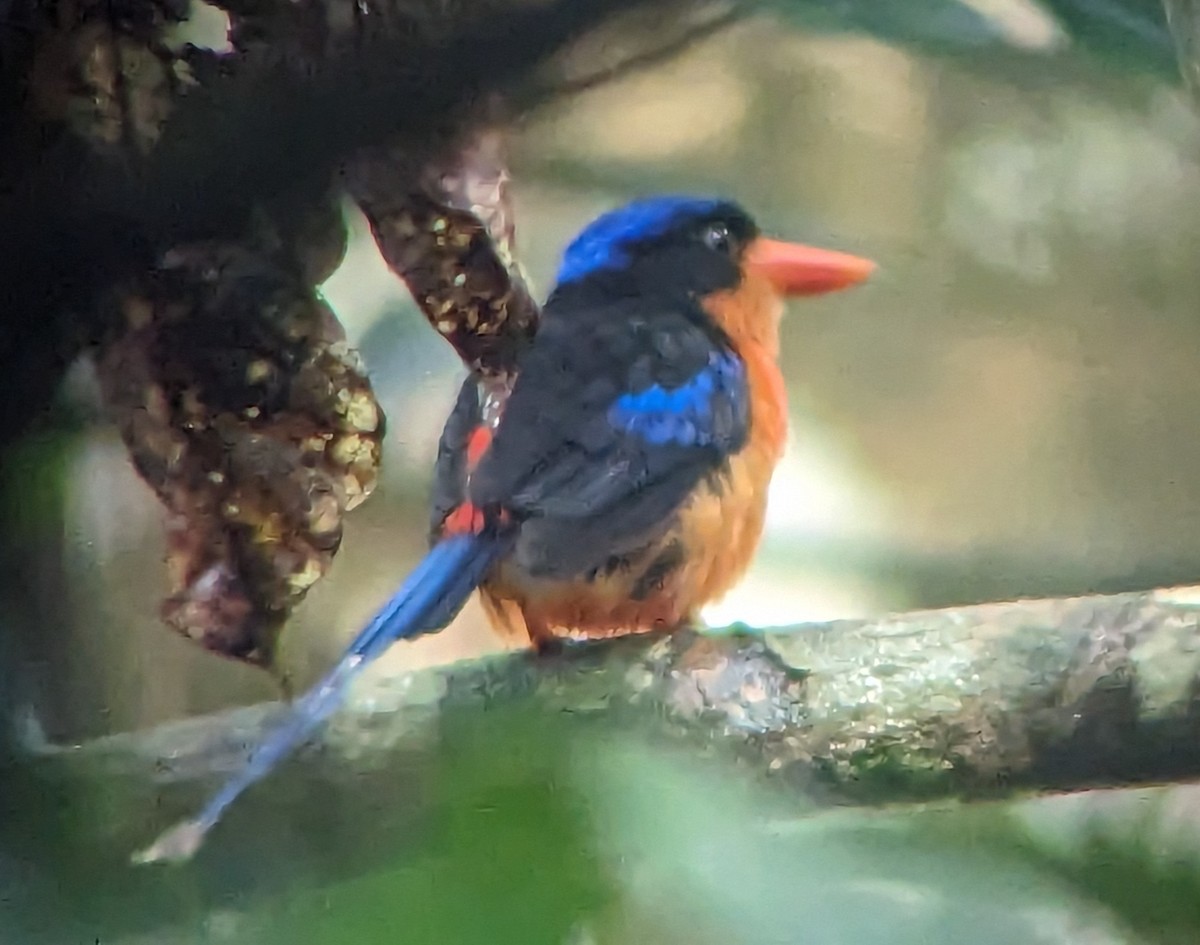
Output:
[[769, 0, 1019, 54], [1042, 0, 1177, 72], [771, 0, 1178, 75], [8, 708, 1200, 944]]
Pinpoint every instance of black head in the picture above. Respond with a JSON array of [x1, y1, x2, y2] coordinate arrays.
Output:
[[549, 195, 759, 303]]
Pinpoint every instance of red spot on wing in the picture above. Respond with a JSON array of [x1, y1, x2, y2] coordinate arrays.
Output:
[[466, 425, 492, 470], [443, 399, 512, 538], [442, 501, 511, 536], [444, 502, 486, 536]]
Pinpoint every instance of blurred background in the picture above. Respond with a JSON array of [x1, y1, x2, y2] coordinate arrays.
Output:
[[11, 0, 1200, 743], [7, 2, 1200, 944]]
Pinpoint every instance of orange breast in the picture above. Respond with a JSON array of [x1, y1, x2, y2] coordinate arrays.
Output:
[[480, 272, 788, 648]]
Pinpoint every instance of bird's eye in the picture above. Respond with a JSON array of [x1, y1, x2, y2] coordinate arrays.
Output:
[[701, 222, 733, 254]]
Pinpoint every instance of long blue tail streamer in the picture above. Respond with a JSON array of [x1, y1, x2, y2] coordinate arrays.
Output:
[[134, 532, 509, 864]]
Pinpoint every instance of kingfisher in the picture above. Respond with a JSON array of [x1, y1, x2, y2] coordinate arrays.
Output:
[[137, 194, 874, 862]]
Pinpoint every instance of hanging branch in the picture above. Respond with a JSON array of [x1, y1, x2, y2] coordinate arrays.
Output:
[[96, 240, 384, 669], [0, 0, 744, 669], [347, 127, 540, 384]]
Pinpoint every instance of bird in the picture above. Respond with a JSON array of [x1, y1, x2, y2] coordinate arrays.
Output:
[[135, 194, 874, 863]]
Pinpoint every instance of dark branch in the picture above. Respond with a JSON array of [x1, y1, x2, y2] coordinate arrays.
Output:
[[549, 5, 746, 101], [0, 0, 739, 451]]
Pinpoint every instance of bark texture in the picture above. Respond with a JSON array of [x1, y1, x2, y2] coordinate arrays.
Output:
[[28, 584, 1200, 856]]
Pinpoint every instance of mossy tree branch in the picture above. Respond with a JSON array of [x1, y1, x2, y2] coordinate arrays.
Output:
[[22, 583, 1200, 865]]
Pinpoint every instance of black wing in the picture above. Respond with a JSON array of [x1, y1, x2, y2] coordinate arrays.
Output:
[[464, 299, 750, 578]]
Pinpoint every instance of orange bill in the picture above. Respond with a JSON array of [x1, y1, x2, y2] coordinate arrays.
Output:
[[745, 237, 875, 297]]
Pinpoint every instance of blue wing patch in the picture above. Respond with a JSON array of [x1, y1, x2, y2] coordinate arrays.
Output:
[[607, 350, 748, 448]]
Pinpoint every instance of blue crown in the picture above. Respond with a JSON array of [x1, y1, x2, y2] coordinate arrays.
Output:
[[555, 194, 724, 286]]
